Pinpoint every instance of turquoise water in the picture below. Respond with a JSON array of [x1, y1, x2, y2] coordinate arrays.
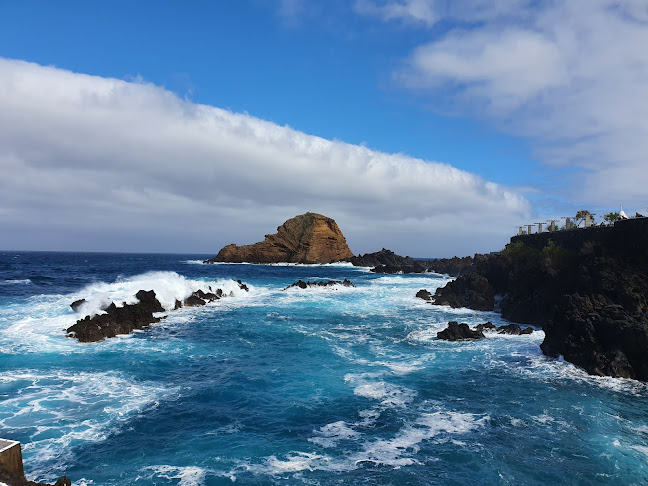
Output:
[[1, 251, 648, 485]]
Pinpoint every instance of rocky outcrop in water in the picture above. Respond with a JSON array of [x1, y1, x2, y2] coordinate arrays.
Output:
[[347, 249, 475, 277], [432, 218, 648, 380], [0, 464, 70, 486], [437, 322, 485, 341], [415, 289, 433, 301], [284, 279, 354, 290], [67, 290, 164, 342], [205, 212, 354, 264], [433, 273, 495, 311], [67, 282, 250, 342]]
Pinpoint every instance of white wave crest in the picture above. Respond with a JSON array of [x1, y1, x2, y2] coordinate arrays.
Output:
[[236, 409, 486, 476], [144, 465, 207, 486], [345, 373, 417, 408], [309, 420, 361, 448], [3, 279, 32, 285], [73, 271, 250, 316], [0, 369, 175, 474]]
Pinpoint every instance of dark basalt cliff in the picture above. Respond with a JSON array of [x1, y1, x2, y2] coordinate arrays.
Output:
[[431, 218, 648, 381], [205, 212, 354, 264]]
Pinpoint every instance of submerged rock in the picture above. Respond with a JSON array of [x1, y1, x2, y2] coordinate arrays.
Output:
[[205, 212, 354, 264], [437, 321, 485, 341]]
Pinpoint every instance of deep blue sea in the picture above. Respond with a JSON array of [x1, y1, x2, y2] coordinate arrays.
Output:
[[1, 251, 648, 485]]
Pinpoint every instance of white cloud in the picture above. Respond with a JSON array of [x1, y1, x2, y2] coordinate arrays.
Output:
[[0, 58, 528, 256], [354, 0, 437, 26], [376, 0, 648, 209]]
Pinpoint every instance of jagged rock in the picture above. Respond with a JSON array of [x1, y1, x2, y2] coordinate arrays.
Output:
[[437, 321, 485, 341], [205, 212, 354, 264], [194, 289, 219, 302], [475, 322, 496, 332], [183, 294, 206, 307], [347, 248, 413, 268], [66, 290, 165, 343], [415, 289, 433, 301], [0, 464, 71, 486], [426, 256, 475, 277], [541, 293, 648, 380], [284, 279, 354, 290], [70, 299, 85, 312], [433, 273, 495, 311], [174, 299, 183, 310], [347, 249, 475, 276], [431, 218, 648, 380], [497, 323, 534, 335], [237, 280, 249, 291]]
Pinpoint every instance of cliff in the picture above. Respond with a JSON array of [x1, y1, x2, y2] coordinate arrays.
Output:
[[431, 218, 648, 380], [205, 212, 354, 264]]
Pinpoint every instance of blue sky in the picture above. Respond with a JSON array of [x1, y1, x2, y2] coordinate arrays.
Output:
[[1, 1, 647, 256], [0, 0, 535, 184]]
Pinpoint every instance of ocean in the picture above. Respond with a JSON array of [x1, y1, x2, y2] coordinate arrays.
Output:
[[1, 251, 647, 485]]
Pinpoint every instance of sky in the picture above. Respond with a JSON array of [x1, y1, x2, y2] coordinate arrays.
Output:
[[1, 0, 647, 257]]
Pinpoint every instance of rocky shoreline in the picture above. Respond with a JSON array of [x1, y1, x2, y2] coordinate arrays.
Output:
[[427, 218, 648, 381], [347, 248, 475, 277]]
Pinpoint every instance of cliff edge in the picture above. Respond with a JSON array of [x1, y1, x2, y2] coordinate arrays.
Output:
[[431, 218, 648, 381], [205, 212, 354, 264]]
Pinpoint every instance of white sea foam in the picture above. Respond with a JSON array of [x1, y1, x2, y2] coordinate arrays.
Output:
[[238, 409, 486, 477], [0, 369, 174, 473], [309, 421, 362, 448], [489, 345, 648, 396], [2, 278, 32, 284], [71, 271, 251, 315], [0, 272, 253, 353], [144, 465, 207, 486], [183, 260, 206, 265], [353, 411, 487, 467], [344, 373, 417, 408]]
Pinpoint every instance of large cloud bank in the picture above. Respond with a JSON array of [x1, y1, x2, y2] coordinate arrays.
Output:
[[358, 0, 648, 209], [0, 58, 528, 256]]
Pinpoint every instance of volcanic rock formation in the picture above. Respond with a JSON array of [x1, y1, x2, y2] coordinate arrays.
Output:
[[431, 218, 648, 380], [205, 212, 354, 264]]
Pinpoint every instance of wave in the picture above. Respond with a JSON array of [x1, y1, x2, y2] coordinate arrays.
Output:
[[0, 369, 175, 477], [0, 272, 253, 353], [2, 279, 32, 285], [69, 271, 251, 316], [143, 465, 207, 486], [229, 408, 487, 477]]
